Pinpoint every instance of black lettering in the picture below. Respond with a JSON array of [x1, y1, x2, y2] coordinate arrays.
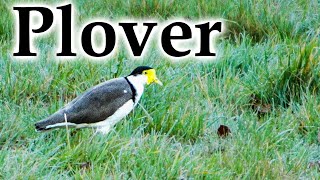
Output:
[[195, 22, 221, 56], [13, 6, 54, 56], [81, 22, 116, 57], [119, 22, 157, 56], [161, 22, 191, 57], [56, 4, 76, 56]]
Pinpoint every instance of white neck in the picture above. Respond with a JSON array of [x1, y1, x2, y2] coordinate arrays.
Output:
[[126, 74, 147, 105]]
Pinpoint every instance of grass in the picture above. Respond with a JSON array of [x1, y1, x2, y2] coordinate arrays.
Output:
[[1, 0, 320, 179]]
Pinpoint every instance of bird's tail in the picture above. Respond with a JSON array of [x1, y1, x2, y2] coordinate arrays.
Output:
[[35, 120, 51, 132], [35, 112, 69, 132]]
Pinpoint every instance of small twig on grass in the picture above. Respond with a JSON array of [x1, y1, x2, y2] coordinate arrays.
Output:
[[64, 113, 71, 149]]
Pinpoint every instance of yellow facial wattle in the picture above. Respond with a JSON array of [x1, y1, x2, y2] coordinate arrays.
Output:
[[143, 69, 163, 86]]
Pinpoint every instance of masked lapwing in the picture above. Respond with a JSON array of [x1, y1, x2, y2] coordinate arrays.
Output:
[[35, 66, 162, 134]]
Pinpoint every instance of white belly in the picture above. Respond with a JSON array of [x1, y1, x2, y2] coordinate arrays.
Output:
[[93, 100, 134, 127], [83, 100, 135, 134], [46, 100, 135, 134]]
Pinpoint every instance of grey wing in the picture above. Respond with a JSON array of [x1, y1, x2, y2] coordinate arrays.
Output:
[[64, 77, 134, 124]]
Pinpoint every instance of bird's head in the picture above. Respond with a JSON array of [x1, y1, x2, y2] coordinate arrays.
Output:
[[129, 66, 163, 86]]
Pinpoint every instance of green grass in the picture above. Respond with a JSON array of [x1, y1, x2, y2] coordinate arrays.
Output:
[[1, 0, 320, 178]]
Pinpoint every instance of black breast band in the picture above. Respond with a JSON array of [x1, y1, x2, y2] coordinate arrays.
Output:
[[124, 77, 137, 103]]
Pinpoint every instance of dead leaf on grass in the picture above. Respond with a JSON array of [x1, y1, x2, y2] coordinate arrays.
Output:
[[217, 125, 231, 138], [80, 162, 91, 170]]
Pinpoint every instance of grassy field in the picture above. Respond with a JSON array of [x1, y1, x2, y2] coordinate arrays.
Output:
[[1, 0, 320, 179]]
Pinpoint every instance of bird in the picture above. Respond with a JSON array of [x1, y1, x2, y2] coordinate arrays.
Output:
[[35, 66, 162, 134]]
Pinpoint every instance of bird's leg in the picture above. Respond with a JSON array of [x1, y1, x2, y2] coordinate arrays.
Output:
[[96, 125, 112, 135]]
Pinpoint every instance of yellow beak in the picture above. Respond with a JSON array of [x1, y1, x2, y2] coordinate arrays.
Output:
[[154, 78, 163, 86], [145, 69, 163, 86]]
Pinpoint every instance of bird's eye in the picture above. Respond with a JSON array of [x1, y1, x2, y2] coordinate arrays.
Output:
[[144, 71, 147, 75]]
